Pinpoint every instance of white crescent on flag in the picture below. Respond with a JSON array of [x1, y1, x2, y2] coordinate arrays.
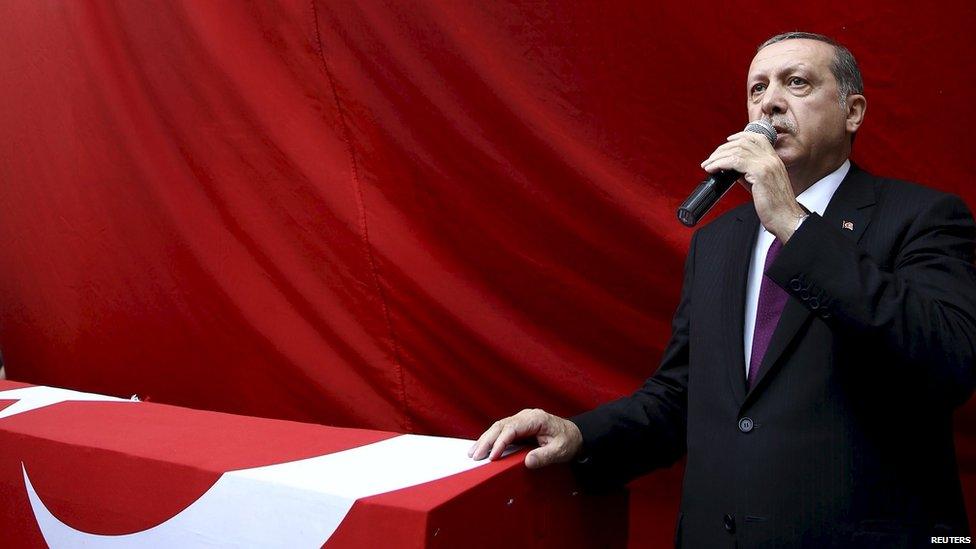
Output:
[[1, 385, 492, 548], [24, 434, 488, 548]]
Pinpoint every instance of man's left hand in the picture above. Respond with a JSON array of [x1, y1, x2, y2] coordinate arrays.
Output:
[[701, 130, 806, 241]]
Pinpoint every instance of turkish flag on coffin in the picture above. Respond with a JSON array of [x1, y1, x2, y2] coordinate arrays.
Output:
[[0, 381, 626, 548]]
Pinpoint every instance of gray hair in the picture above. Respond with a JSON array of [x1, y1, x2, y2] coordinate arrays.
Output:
[[759, 32, 864, 106]]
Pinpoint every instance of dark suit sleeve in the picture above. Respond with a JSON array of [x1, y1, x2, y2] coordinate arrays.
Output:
[[568, 231, 694, 489], [767, 193, 976, 407]]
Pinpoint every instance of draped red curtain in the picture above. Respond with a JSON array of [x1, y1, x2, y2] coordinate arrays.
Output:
[[2, 1, 974, 545]]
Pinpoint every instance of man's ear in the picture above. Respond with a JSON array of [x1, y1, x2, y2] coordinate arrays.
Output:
[[845, 94, 866, 134]]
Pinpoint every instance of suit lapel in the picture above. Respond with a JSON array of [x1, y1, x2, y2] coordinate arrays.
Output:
[[743, 164, 877, 404], [723, 205, 760, 406], [819, 163, 876, 245]]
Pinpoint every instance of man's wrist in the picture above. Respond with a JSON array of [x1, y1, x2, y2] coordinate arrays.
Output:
[[770, 207, 807, 243]]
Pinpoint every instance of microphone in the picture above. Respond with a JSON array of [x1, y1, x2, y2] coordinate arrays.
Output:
[[676, 119, 777, 227]]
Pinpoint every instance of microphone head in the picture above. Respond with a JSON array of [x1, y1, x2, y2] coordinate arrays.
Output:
[[744, 119, 777, 145]]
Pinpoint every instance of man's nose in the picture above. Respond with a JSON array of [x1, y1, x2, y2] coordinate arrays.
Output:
[[760, 83, 787, 116]]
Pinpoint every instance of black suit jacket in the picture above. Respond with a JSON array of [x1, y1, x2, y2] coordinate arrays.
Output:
[[572, 165, 976, 547]]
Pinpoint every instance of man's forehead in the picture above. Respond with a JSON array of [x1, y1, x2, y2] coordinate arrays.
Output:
[[748, 39, 833, 78]]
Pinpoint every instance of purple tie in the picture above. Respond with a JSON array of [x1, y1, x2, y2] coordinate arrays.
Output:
[[748, 238, 788, 389]]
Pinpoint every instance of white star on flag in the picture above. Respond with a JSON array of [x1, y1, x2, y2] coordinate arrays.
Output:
[[0, 386, 133, 420]]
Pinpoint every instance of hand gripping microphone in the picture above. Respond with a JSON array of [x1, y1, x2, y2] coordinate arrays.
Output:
[[676, 119, 777, 227]]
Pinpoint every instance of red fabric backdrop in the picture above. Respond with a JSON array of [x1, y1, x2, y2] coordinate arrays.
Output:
[[1, 1, 974, 546]]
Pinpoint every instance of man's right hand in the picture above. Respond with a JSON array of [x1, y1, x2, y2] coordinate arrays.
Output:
[[468, 408, 583, 469]]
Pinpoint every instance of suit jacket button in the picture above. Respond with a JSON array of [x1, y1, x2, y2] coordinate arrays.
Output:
[[724, 513, 736, 533], [789, 278, 803, 291], [809, 298, 820, 309], [737, 417, 754, 433]]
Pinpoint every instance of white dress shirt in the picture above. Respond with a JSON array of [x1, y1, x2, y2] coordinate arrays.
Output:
[[742, 160, 850, 378]]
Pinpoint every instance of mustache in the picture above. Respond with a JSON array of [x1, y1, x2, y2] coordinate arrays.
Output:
[[769, 117, 797, 135]]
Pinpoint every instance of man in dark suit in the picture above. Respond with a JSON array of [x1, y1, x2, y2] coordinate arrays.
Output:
[[470, 32, 976, 546]]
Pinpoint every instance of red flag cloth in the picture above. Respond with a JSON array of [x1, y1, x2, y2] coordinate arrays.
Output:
[[1, 1, 975, 545]]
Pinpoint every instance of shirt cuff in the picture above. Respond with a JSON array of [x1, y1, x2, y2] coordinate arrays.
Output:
[[795, 214, 810, 230]]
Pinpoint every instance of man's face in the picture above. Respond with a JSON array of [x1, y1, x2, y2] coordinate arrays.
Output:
[[746, 39, 851, 174]]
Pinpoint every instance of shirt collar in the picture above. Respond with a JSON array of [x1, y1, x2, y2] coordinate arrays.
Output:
[[760, 159, 849, 233]]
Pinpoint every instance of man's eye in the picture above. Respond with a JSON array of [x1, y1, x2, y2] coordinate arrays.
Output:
[[751, 83, 766, 94], [788, 77, 807, 86]]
